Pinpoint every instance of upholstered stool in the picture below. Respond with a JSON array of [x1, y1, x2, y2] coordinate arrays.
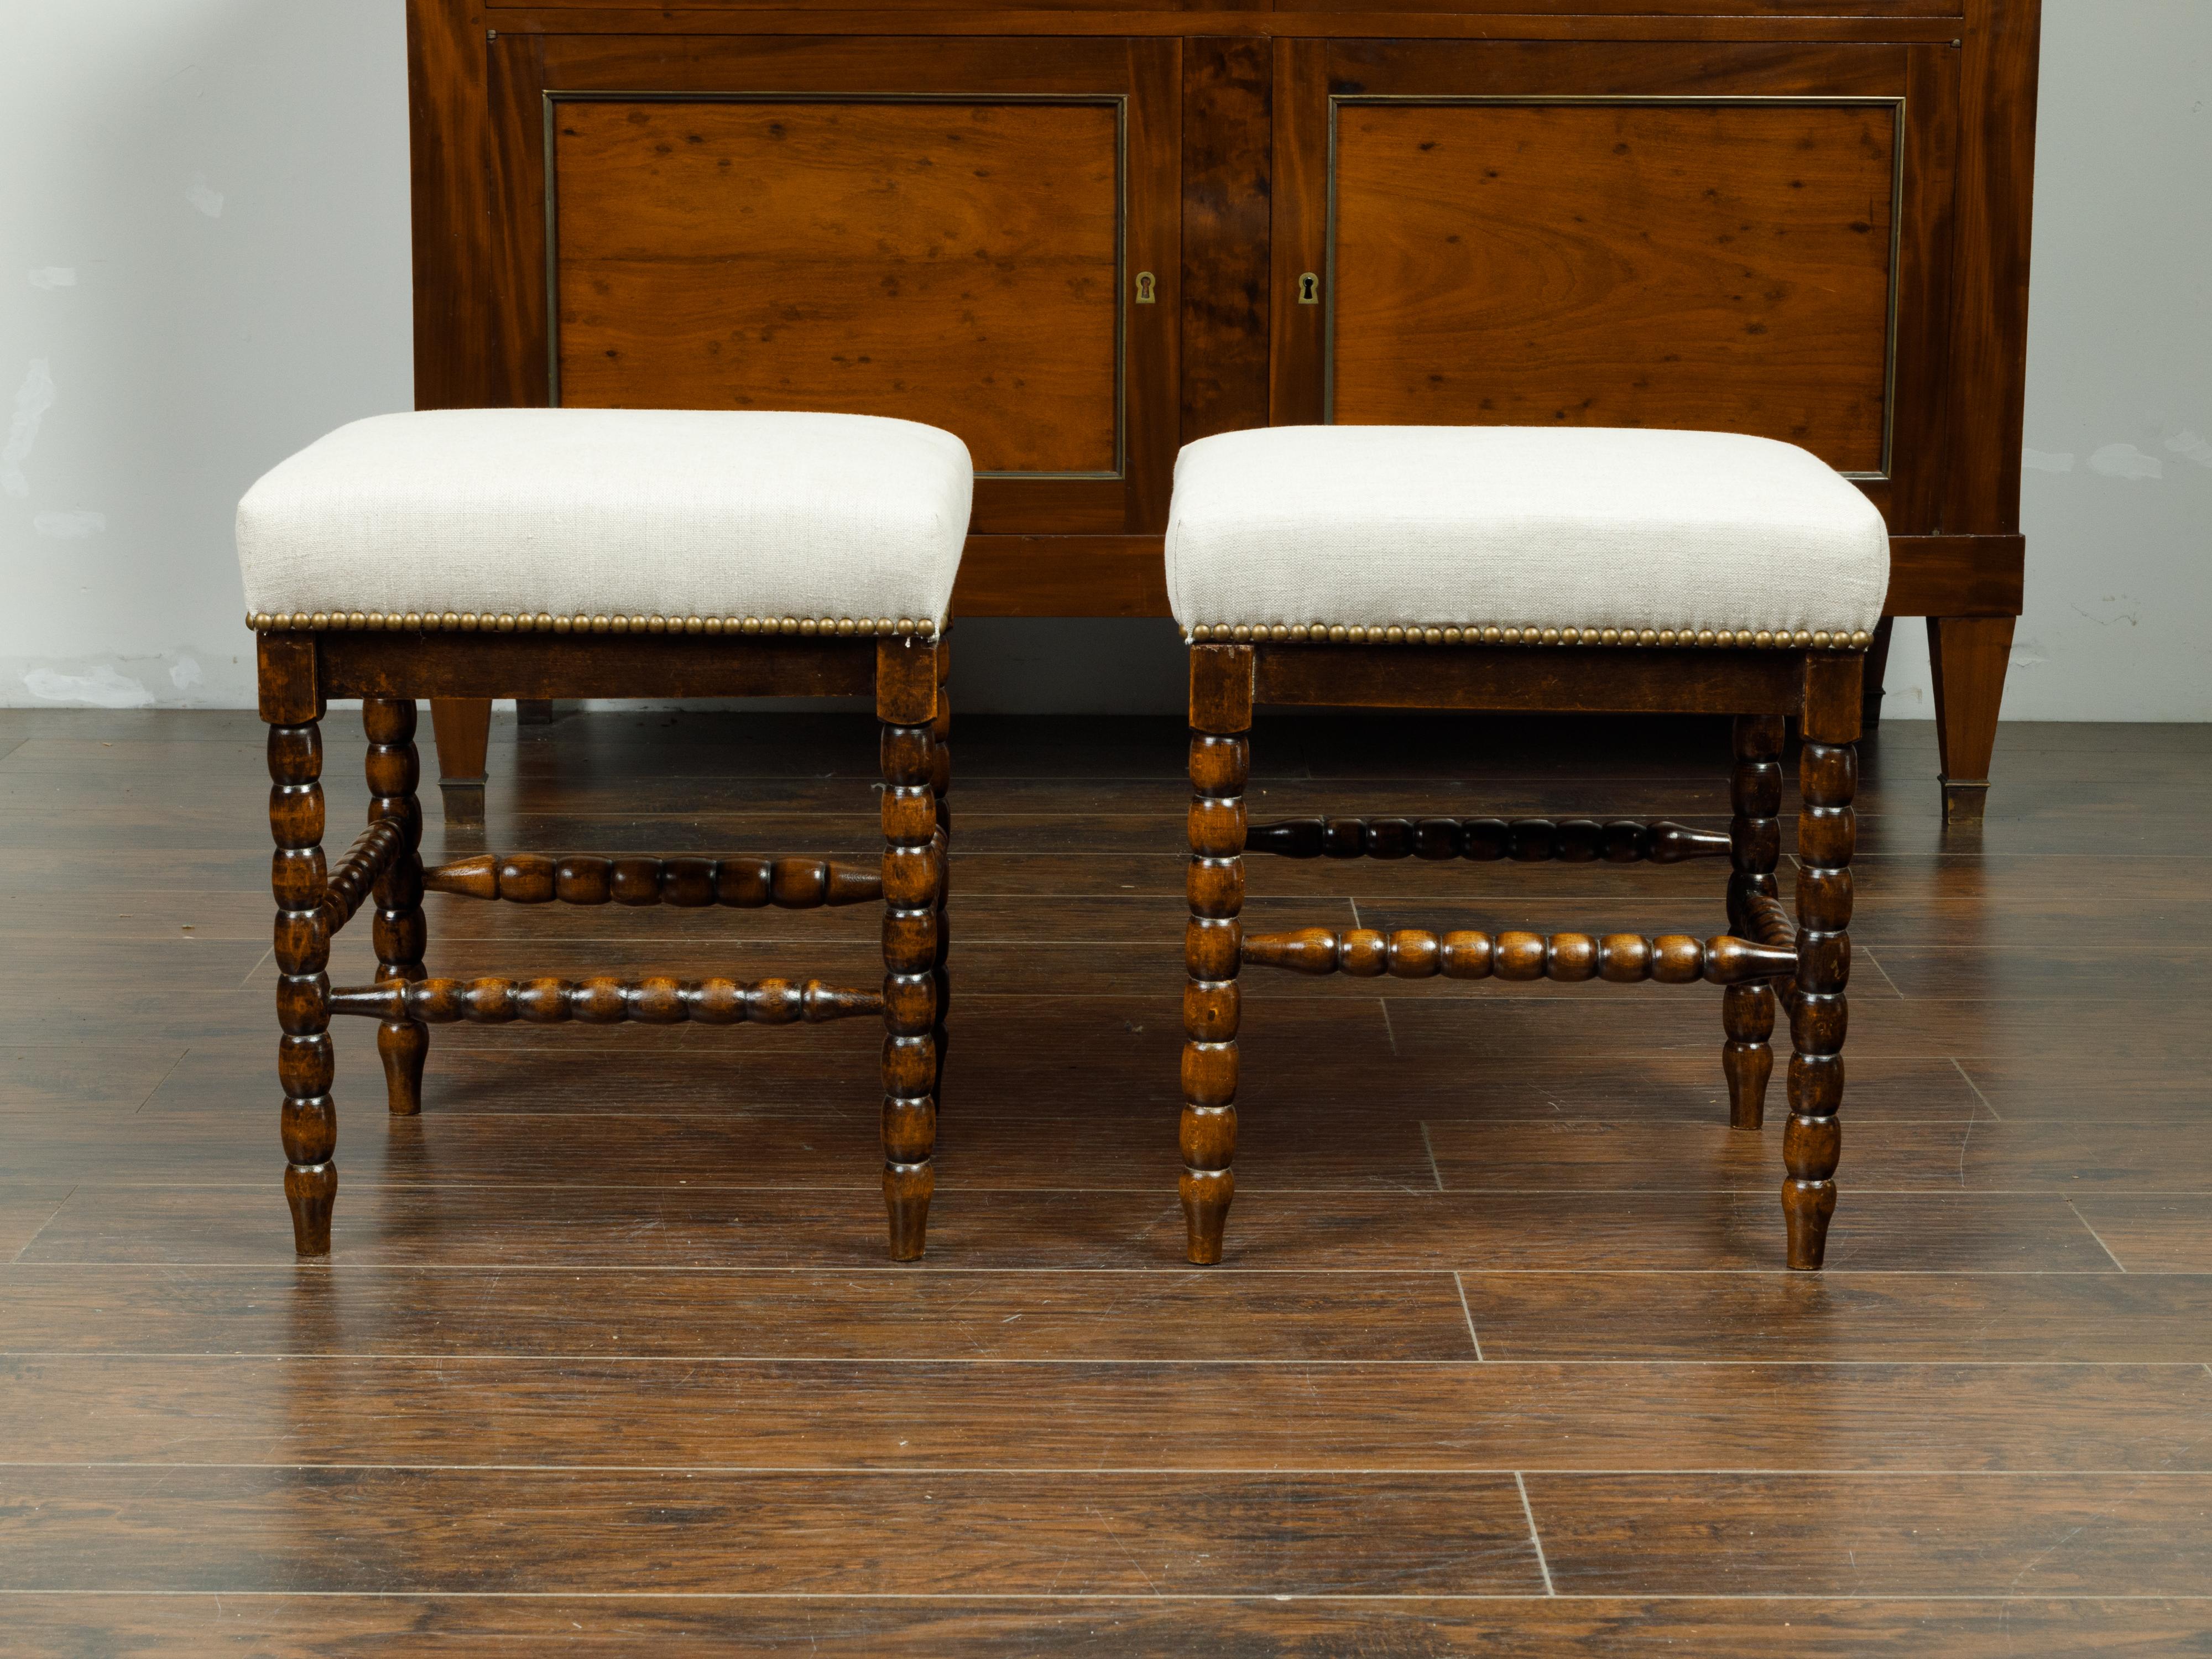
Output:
[[1166, 426, 1888, 1270], [238, 409, 964, 1260]]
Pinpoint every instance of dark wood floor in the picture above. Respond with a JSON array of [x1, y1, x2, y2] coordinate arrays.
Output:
[[3, 702, 2209, 1655]]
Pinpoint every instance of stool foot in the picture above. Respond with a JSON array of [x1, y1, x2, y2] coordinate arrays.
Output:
[[378, 1020, 427, 1116], [884, 1162, 934, 1262], [1181, 1167, 1234, 1265], [1721, 982, 1775, 1130], [285, 1162, 336, 1258], [1783, 1176, 1838, 1270]]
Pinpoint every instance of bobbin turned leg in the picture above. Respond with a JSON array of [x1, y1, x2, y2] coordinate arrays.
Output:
[[262, 635, 336, 1256], [364, 698, 429, 1115], [1183, 644, 1253, 1265], [879, 637, 943, 1260], [929, 640, 952, 1098], [1723, 714, 1785, 1130], [1785, 656, 1861, 1269]]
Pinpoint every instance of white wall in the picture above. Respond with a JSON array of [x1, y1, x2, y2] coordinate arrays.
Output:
[[1, 0, 411, 709], [1876, 0, 2212, 722], [3, 0, 2205, 717]]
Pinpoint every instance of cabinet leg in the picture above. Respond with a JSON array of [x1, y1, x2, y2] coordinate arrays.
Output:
[[1927, 617, 2015, 827], [1859, 617, 1896, 732], [428, 697, 492, 827]]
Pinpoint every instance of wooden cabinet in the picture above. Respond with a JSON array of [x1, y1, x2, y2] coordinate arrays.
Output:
[[1272, 39, 1960, 539], [485, 34, 1181, 538], [410, 1, 2038, 799]]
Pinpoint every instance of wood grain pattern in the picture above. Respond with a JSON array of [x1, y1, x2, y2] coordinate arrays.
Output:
[[406, 0, 508, 409], [1527, 1472, 2212, 1595], [7, 1595, 2206, 1659], [18, 701, 2184, 1648], [1179, 36, 1271, 444], [0, 1266, 1479, 1361], [1458, 1271, 2212, 1363], [1331, 101, 1896, 471], [498, 32, 1184, 538], [9, 1355, 2206, 1472], [555, 98, 1120, 473], [0, 1467, 1544, 1595]]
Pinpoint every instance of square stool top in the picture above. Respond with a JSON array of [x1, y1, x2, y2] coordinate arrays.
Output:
[[237, 409, 972, 635], [1166, 426, 1889, 649]]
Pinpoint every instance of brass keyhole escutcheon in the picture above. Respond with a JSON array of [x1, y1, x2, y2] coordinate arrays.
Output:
[[1135, 271, 1156, 304], [1298, 272, 1320, 305]]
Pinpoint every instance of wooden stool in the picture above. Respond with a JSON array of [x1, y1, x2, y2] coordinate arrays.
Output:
[[238, 410, 966, 1260], [1166, 427, 1888, 1270]]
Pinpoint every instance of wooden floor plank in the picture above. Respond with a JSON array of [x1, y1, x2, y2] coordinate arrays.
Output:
[[2068, 1196, 2212, 1273], [1425, 1118, 2212, 1194], [0, 1467, 1546, 1594], [0, 1266, 1475, 1361], [4, 707, 2205, 1625], [46, 1099, 2190, 1195], [1527, 1472, 2212, 1595], [1462, 1272, 2212, 1361], [0, 1186, 76, 1258], [6, 1594, 2205, 1659], [0, 1044, 184, 1114], [3, 1355, 2205, 1473], [0, 1102, 1439, 1191], [1954, 1053, 2212, 1121]]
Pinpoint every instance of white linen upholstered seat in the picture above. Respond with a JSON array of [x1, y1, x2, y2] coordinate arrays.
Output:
[[237, 409, 973, 635], [1165, 426, 1890, 648]]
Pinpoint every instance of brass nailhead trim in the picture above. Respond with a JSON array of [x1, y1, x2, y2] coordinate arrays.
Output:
[[1183, 622, 1872, 651], [247, 611, 941, 640]]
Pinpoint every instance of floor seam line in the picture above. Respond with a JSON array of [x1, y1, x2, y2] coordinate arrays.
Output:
[[1452, 1271, 1485, 1360], [1950, 1057, 2002, 1121], [2067, 1202, 2130, 1273], [1514, 1472, 1556, 1595]]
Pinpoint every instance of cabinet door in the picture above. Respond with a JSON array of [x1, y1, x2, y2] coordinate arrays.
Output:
[[488, 35, 1179, 536], [1274, 40, 1958, 530]]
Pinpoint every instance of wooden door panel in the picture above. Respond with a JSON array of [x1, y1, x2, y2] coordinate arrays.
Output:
[[554, 98, 1121, 475], [490, 34, 1180, 535], [1329, 100, 1898, 474], [1276, 40, 1959, 531]]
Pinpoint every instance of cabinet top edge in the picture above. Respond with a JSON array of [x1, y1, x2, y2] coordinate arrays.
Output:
[[473, 1, 1976, 20], [461, 9, 1988, 46]]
